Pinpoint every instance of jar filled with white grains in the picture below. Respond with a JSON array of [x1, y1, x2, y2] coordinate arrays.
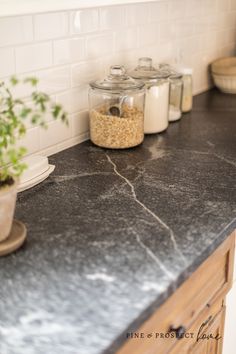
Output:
[[180, 68, 193, 113], [130, 57, 170, 134], [169, 73, 183, 122]]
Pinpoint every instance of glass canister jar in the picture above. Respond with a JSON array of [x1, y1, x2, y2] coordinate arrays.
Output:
[[130, 57, 170, 134], [180, 68, 193, 113], [89, 65, 145, 149], [169, 73, 183, 122]]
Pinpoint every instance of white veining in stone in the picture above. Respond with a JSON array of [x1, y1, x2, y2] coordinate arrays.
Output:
[[141, 282, 164, 292], [147, 145, 168, 160], [0, 311, 79, 353], [86, 273, 115, 282], [91, 240, 116, 248], [206, 140, 215, 147], [52, 171, 112, 183], [217, 217, 236, 237], [214, 154, 236, 168], [19, 310, 53, 325], [134, 231, 174, 279], [106, 154, 187, 268]]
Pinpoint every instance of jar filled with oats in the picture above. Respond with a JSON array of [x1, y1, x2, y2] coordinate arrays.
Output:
[[89, 65, 145, 149]]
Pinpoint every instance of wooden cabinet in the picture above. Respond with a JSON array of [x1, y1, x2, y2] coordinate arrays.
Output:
[[188, 306, 225, 354], [117, 231, 235, 354], [168, 299, 226, 354]]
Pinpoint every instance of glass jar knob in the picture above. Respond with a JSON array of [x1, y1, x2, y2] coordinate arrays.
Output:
[[110, 65, 126, 77], [138, 57, 153, 69]]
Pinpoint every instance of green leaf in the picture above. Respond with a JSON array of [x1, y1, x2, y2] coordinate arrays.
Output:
[[10, 76, 19, 86], [24, 77, 38, 86], [0, 75, 67, 181], [20, 107, 32, 118]]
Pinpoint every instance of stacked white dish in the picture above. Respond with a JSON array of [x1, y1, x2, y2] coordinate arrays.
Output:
[[18, 155, 55, 193]]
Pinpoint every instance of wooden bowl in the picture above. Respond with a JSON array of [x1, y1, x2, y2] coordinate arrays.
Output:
[[211, 57, 236, 76], [211, 57, 236, 94]]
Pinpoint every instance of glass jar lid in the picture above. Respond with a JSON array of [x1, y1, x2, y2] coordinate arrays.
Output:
[[169, 73, 183, 80], [130, 57, 169, 80], [159, 62, 176, 76], [89, 65, 144, 92]]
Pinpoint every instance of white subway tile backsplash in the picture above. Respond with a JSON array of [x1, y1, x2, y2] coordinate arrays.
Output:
[[5, 72, 36, 99], [217, 29, 229, 47], [40, 118, 71, 149], [56, 86, 88, 114], [0, 16, 33, 47], [17, 127, 40, 155], [100, 6, 125, 30], [71, 60, 103, 87], [0, 48, 15, 77], [228, 12, 236, 29], [194, 16, 209, 35], [176, 36, 202, 59], [231, 0, 236, 10], [149, 1, 168, 23], [218, 13, 231, 30], [53, 37, 85, 65], [115, 27, 137, 52], [22, 99, 56, 129], [154, 41, 175, 63], [202, 32, 217, 51], [219, 43, 235, 57], [174, 18, 195, 38], [36, 67, 70, 94], [186, 0, 203, 17], [168, 0, 186, 20], [228, 28, 236, 43], [208, 14, 219, 31], [217, 0, 231, 12], [71, 110, 89, 137], [159, 22, 175, 44], [0, 0, 235, 158], [56, 134, 89, 154], [70, 9, 99, 34], [34, 12, 68, 40], [204, 0, 218, 14], [138, 23, 159, 47], [15, 42, 52, 73], [125, 3, 149, 26], [86, 33, 114, 59]]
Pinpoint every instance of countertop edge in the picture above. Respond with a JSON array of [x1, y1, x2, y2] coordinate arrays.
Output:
[[104, 219, 236, 354]]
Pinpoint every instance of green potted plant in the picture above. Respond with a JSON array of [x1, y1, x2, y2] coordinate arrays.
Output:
[[0, 76, 67, 243]]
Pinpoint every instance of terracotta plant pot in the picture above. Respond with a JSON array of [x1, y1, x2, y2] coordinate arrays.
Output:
[[0, 181, 17, 242]]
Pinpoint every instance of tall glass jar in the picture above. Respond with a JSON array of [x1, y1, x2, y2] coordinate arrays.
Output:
[[89, 65, 145, 149], [130, 57, 170, 134], [180, 68, 193, 113], [169, 74, 183, 122]]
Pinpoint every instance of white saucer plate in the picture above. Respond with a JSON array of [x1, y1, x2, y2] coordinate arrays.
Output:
[[18, 165, 55, 193]]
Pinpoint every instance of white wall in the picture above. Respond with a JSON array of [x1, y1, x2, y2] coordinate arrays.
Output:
[[0, 0, 235, 157], [0, 0, 161, 17]]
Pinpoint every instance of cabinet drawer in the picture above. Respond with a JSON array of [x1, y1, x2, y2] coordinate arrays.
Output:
[[169, 298, 226, 354], [117, 231, 235, 354]]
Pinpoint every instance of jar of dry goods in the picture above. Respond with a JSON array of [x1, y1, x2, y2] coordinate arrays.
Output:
[[89, 65, 145, 149], [130, 57, 170, 134], [180, 68, 193, 113], [169, 73, 183, 122]]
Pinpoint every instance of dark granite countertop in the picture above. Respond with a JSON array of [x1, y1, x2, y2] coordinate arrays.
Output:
[[0, 89, 236, 354]]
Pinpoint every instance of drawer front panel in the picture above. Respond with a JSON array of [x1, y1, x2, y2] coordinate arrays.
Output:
[[117, 231, 235, 354], [169, 299, 225, 354]]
